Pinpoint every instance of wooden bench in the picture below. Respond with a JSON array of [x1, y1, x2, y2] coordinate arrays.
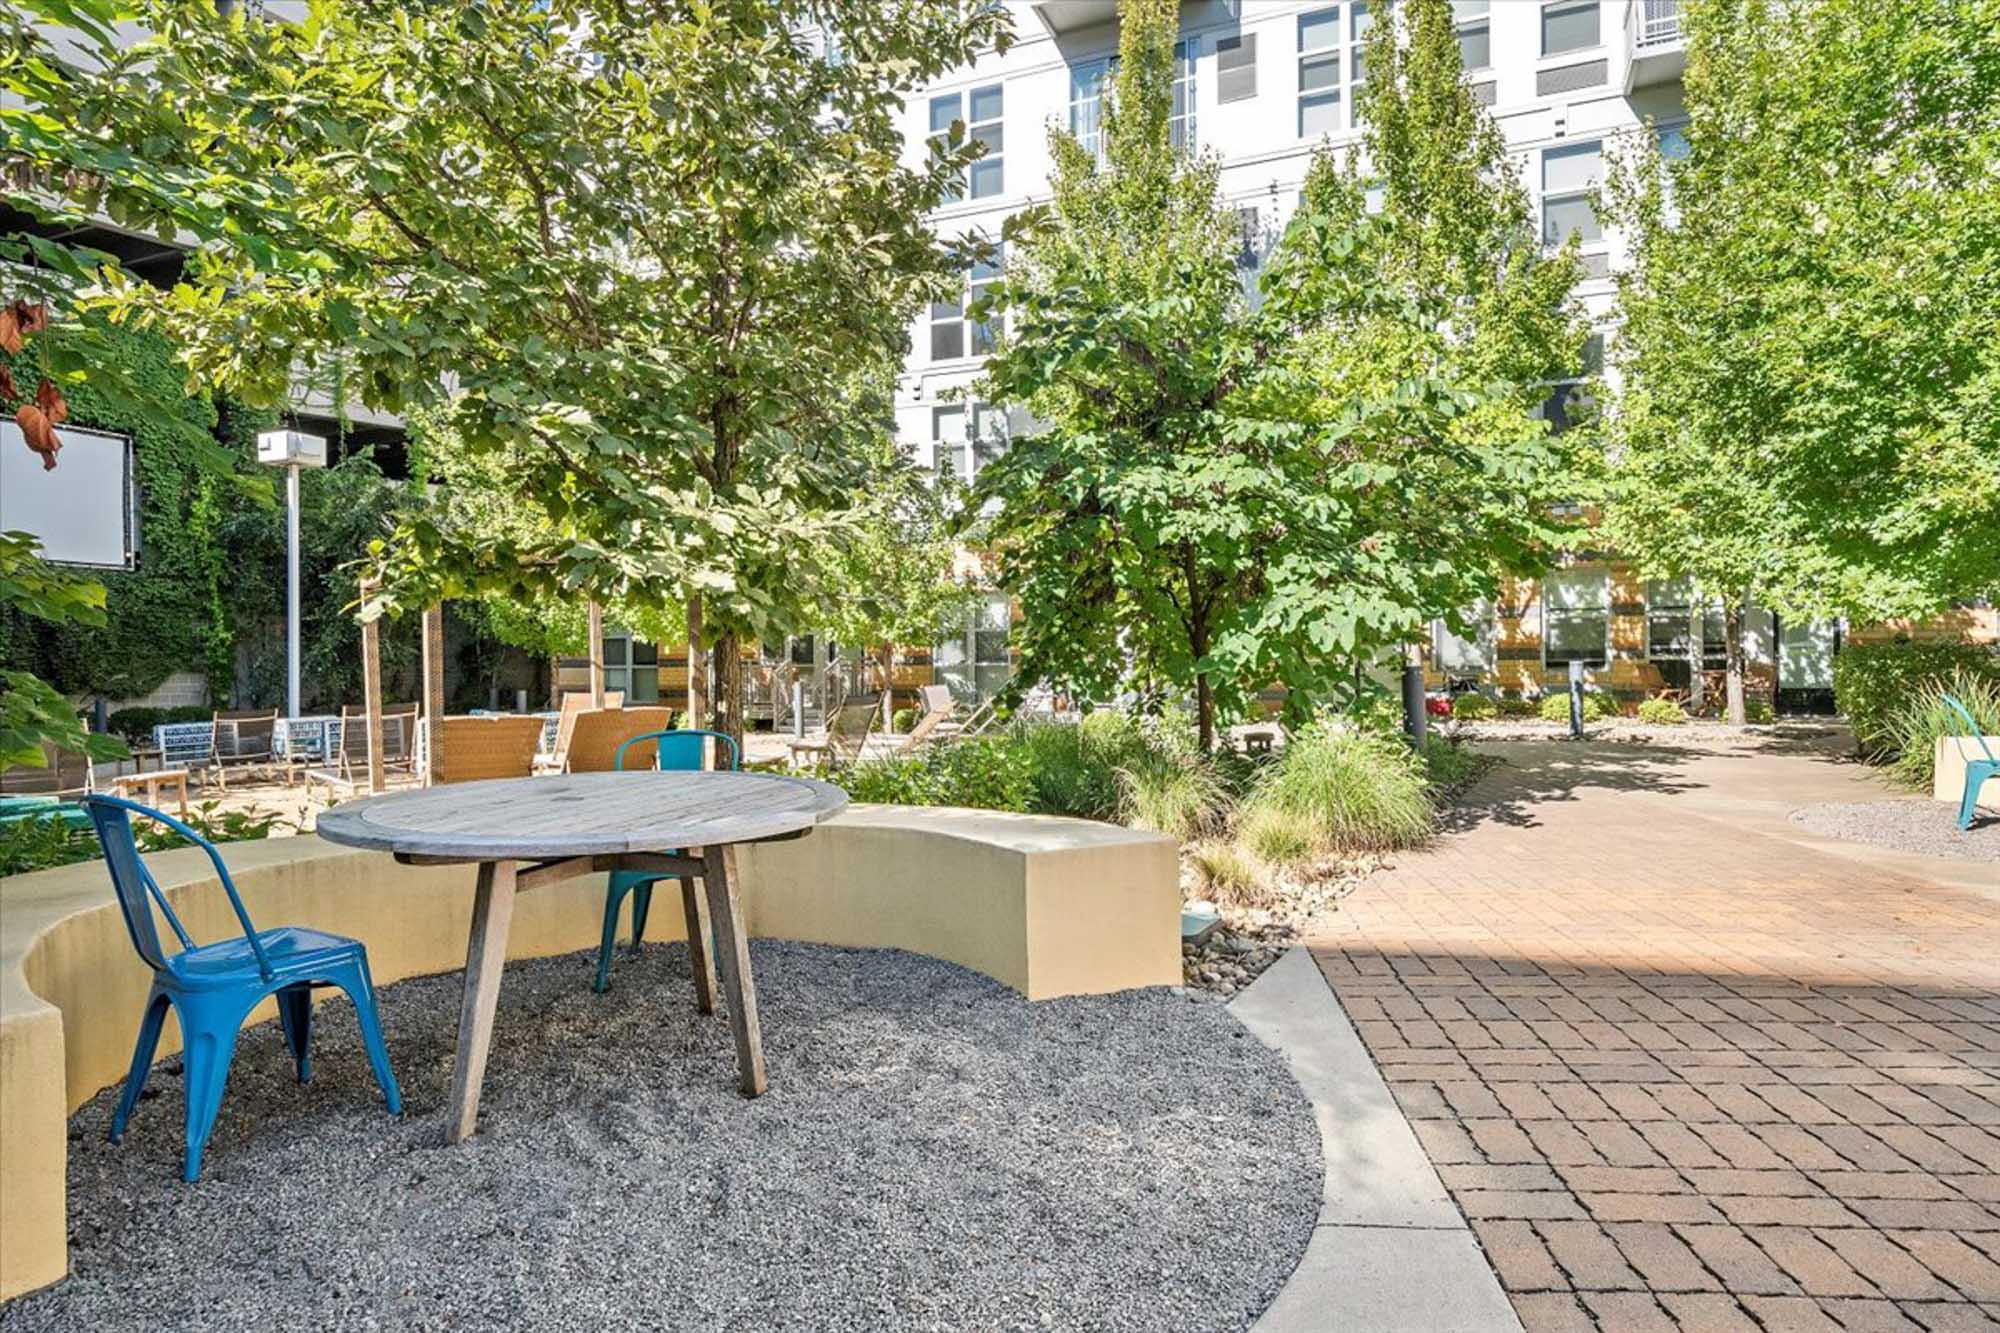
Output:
[[105, 768, 191, 816]]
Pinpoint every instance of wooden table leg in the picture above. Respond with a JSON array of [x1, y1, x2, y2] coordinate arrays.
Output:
[[447, 859, 518, 1143], [677, 856, 717, 1015], [171, 771, 188, 817], [701, 844, 766, 1097]]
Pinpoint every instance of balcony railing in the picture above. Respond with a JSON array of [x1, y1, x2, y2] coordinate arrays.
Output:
[[1629, 0, 1684, 50]]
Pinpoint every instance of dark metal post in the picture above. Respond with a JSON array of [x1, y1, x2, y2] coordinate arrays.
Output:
[[1403, 653, 1428, 749], [1567, 659, 1585, 738]]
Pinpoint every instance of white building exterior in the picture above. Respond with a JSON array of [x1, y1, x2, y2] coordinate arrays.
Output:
[[894, 0, 1687, 481]]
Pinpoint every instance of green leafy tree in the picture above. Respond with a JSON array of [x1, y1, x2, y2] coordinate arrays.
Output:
[[1605, 0, 2000, 722], [975, 0, 1583, 748], [24, 0, 1008, 747], [0, 533, 125, 767]]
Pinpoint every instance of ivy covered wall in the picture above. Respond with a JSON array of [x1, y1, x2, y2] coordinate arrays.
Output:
[[2, 327, 229, 699], [2, 324, 434, 710]]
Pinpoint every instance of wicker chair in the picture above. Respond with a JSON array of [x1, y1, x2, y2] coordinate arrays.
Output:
[[430, 715, 546, 784], [305, 702, 422, 792], [563, 707, 676, 774]]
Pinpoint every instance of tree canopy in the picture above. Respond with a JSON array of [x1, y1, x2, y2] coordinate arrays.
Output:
[[1605, 0, 2000, 632], [13, 0, 1009, 740], [972, 0, 1584, 747]]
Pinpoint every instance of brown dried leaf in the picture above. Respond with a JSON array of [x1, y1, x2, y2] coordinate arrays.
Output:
[[34, 379, 66, 425], [0, 308, 19, 357], [17, 402, 59, 459], [15, 301, 48, 335], [0, 366, 16, 403]]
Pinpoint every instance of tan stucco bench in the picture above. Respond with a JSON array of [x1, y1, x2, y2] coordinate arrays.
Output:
[[0, 805, 1178, 1299]]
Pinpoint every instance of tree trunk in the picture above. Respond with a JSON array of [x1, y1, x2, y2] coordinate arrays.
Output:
[[1686, 600, 1704, 714], [686, 594, 707, 731], [710, 629, 745, 753], [1195, 670, 1214, 753], [1723, 601, 1747, 726]]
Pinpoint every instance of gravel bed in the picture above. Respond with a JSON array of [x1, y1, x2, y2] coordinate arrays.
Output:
[[1789, 798, 2000, 863], [4, 942, 1320, 1333]]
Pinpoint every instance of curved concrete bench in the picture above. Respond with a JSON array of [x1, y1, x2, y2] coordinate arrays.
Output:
[[0, 805, 1178, 1299]]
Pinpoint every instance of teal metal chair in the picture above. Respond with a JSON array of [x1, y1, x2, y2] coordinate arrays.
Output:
[[593, 728, 739, 992], [81, 794, 401, 1182], [1941, 694, 1997, 831]]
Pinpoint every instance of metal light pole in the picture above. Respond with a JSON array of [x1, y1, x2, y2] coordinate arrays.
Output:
[[256, 429, 328, 718]]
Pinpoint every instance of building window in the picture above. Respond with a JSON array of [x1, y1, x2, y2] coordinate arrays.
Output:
[[1073, 43, 1193, 156], [968, 84, 1003, 199], [938, 593, 1013, 705], [1541, 0, 1600, 56], [1217, 33, 1257, 103], [929, 92, 962, 203], [931, 86, 1003, 201], [1069, 61, 1110, 159], [1541, 140, 1602, 246], [1543, 567, 1609, 668], [1297, 8, 1342, 137], [1537, 332, 1603, 435], [933, 402, 1008, 484], [1352, 0, 1375, 40], [1455, 1, 1491, 70], [1171, 40, 1195, 147], [1646, 577, 1727, 669], [601, 632, 660, 703], [930, 243, 1003, 362]]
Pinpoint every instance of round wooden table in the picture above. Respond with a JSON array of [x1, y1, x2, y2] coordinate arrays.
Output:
[[315, 770, 849, 1142]]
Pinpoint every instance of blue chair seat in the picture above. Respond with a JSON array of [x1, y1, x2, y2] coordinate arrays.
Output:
[[164, 926, 366, 989], [1940, 694, 1998, 831], [80, 795, 401, 1181]]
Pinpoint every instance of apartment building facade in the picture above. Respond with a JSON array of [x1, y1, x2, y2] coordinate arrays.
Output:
[[878, 0, 1885, 713]]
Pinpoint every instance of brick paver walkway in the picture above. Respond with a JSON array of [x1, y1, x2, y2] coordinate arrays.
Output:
[[1309, 735, 2000, 1332]]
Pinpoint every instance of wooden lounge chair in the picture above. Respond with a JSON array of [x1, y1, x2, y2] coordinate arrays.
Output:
[[787, 692, 881, 770], [210, 707, 280, 790], [891, 684, 960, 755], [563, 706, 676, 774], [534, 689, 625, 775], [305, 701, 422, 792], [431, 715, 547, 784]]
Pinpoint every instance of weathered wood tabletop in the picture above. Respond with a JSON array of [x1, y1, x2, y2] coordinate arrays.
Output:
[[317, 770, 848, 1141]]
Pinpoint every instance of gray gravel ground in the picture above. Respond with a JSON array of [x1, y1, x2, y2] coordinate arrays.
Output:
[[1790, 798, 2000, 863], [2, 942, 1320, 1333]]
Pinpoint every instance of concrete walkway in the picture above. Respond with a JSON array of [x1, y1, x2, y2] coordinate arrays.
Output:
[[1309, 731, 2000, 1332]]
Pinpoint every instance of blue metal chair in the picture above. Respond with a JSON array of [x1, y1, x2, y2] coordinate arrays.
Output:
[[594, 729, 739, 993], [80, 795, 402, 1182], [1941, 695, 1998, 831]]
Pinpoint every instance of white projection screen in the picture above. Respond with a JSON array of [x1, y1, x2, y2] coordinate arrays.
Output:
[[0, 421, 136, 569]]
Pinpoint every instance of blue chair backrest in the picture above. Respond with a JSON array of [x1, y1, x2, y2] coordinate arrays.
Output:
[[1941, 694, 1997, 764], [615, 728, 740, 773], [80, 795, 276, 981]]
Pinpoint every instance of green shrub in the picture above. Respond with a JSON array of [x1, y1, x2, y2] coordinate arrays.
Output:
[[1744, 699, 1773, 725], [1014, 711, 1152, 820], [1418, 735, 1479, 790], [890, 706, 916, 734], [836, 735, 1035, 813], [1239, 726, 1434, 863], [1188, 838, 1261, 905], [1537, 691, 1613, 723], [1450, 693, 1497, 721], [1636, 696, 1687, 725], [1237, 804, 1315, 866], [106, 707, 165, 744], [0, 800, 285, 878], [1496, 697, 1537, 718], [1118, 753, 1231, 840], [1886, 669, 2000, 790], [1834, 641, 2000, 756]]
